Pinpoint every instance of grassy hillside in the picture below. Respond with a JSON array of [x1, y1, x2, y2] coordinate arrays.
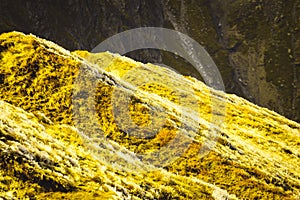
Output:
[[0, 31, 299, 199]]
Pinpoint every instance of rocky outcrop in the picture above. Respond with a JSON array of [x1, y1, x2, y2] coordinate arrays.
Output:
[[0, 32, 299, 199], [162, 0, 300, 122]]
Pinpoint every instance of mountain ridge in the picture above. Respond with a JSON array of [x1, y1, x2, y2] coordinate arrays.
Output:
[[0, 31, 299, 199]]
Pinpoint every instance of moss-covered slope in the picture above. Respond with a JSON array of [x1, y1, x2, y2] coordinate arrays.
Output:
[[0, 31, 299, 199]]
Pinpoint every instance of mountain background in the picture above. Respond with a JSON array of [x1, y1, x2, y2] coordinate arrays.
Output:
[[0, 0, 299, 122]]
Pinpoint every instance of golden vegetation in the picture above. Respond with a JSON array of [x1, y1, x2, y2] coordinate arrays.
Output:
[[0, 31, 299, 199]]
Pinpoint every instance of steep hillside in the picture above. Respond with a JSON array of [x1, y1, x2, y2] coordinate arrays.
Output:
[[0, 32, 299, 199]]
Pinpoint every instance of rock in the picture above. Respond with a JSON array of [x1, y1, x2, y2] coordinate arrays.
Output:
[[0, 31, 299, 199], [163, 0, 300, 122]]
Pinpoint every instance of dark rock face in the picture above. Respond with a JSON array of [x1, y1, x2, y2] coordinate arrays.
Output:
[[209, 0, 300, 122], [0, 0, 164, 50], [0, 0, 299, 122], [162, 0, 300, 122]]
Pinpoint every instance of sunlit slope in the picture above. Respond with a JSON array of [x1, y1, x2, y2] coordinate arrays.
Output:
[[0, 31, 299, 199]]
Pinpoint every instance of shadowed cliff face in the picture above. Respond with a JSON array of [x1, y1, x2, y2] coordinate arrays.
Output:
[[162, 0, 300, 122], [0, 0, 164, 50], [0, 0, 299, 122]]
